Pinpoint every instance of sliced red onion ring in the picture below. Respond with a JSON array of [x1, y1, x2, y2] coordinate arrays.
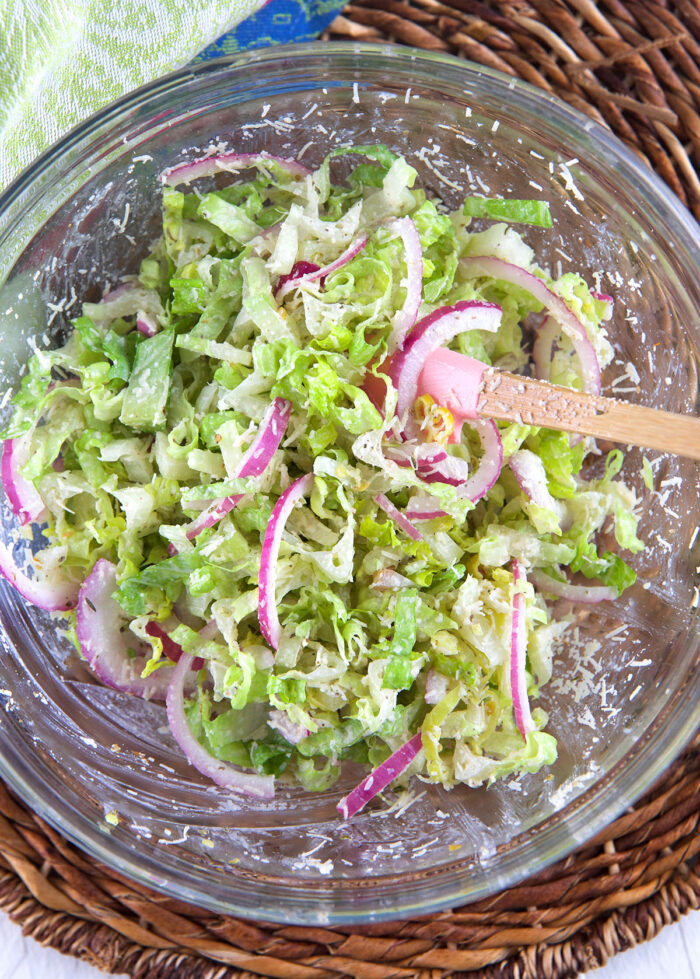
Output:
[[532, 314, 560, 381], [387, 217, 423, 354], [274, 234, 368, 301], [76, 560, 172, 698], [381, 441, 417, 467], [424, 669, 448, 705], [166, 651, 275, 798], [392, 301, 502, 421], [458, 419, 503, 503], [185, 397, 292, 540], [509, 449, 560, 513], [161, 152, 311, 186], [145, 621, 205, 671], [384, 443, 469, 487], [530, 569, 616, 604], [375, 493, 422, 541], [268, 709, 309, 745], [2, 436, 47, 525], [461, 256, 601, 394], [185, 496, 241, 542], [136, 311, 158, 337], [413, 443, 450, 470], [405, 508, 447, 520], [273, 261, 320, 299], [370, 569, 415, 591], [386, 424, 500, 503], [259, 473, 314, 650], [510, 559, 534, 740], [337, 732, 423, 819], [223, 398, 292, 482], [0, 541, 78, 612], [415, 451, 471, 487], [405, 491, 447, 521]]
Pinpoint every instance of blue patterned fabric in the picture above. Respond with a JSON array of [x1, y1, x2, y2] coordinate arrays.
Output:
[[196, 0, 345, 59]]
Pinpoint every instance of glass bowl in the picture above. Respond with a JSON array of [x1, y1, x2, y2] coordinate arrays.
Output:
[[0, 42, 698, 925]]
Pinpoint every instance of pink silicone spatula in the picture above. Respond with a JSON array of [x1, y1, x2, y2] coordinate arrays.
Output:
[[418, 348, 700, 460]]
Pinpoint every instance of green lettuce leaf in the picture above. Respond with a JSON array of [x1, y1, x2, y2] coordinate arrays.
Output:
[[463, 197, 553, 228]]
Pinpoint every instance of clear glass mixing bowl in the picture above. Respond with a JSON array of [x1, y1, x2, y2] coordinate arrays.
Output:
[[0, 42, 698, 925]]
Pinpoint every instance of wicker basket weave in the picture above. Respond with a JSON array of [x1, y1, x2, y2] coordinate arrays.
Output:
[[327, 0, 700, 223], [1, 3, 699, 976]]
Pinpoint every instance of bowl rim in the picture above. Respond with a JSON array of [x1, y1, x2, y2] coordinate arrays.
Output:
[[3, 40, 700, 265], [0, 40, 698, 925]]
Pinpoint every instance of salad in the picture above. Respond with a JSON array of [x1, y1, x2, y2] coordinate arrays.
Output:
[[0, 145, 644, 817]]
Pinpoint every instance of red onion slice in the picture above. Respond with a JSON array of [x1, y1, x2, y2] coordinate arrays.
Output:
[[136, 311, 158, 337], [375, 493, 422, 541], [386, 424, 500, 503], [530, 569, 616, 604], [183, 493, 244, 554], [2, 437, 47, 525], [414, 444, 450, 470], [273, 261, 320, 299], [185, 494, 244, 542], [76, 559, 172, 698], [461, 256, 601, 394], [166, 651, 275, 798], [387, 217, 423, 353], [337, 732, 423, 819], [228, 397, 292, 481], [274, 234, 368, 301], [384, 443, 465, 487], [0, 541, 78, 612], [459, 419, 503, 503], [392, 301, 502, 421], [404, 491, 447, 521], [259, 473, 314, 650], [415, 451, 471, 487], [145, 621, 204, 671], [404, 508, 447, 520], [185, 398, 292, 540], [509, 449, 560, 513], [510, 559, 534, 740], [161, 152, 311, 186]]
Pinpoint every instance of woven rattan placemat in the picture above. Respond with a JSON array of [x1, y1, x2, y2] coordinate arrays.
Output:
[[328, 0, 700, 223], [1, 3, 699, 976]]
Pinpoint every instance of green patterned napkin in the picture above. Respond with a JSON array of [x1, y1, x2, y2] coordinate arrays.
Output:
[[0, 0, 265, 190]]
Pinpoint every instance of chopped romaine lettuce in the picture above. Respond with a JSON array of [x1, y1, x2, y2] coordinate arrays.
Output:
[[463, 197, 553, 228]]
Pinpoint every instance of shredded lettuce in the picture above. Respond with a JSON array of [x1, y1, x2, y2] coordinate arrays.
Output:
[[463, 197, 553, 228]]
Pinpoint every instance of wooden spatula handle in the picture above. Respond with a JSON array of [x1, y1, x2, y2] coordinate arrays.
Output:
[[478, 370, 700, 460]]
